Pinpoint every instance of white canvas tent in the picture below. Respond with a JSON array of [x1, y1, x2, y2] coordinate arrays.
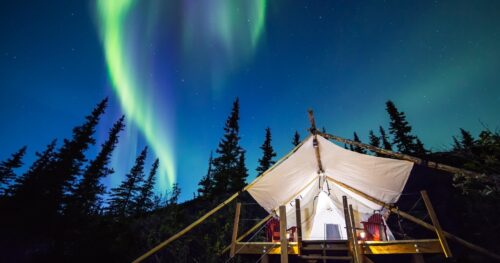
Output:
[[247, 135, 414, 240]]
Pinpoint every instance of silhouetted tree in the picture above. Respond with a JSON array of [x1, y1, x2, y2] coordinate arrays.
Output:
[[368, 130, 381, 156], [379, 126, 393, 151], [386, 100, 420, 154], [46, 98, 108, 214], [198, 151, 214, 197], [0, 146, 26, 195], [167, 183, 181, 206], [460, 128, 475, 150], [12, 140, 56, 200], [211, 98, 247, 196], [256, 128, 277, 175], [67, 116, 124, 216], [352, 132, 366, 154], [134, 158, 159, 215], [452, 136, 462, 151], [231, 151, 248, 193], [108, 147, 148, 217], [292, 131, 301, 147]]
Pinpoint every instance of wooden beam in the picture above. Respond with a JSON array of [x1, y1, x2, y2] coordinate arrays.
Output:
[[295, 199, 302, 256], [326, 177, 500, 261], [319, 131, 488, 182], [279, 205, 289, 263], [233, 242, 299, 255], [349, 204, 362, 263], [132, 192, 240, 263], [362, 239, 442, 254], [221, 214, 272, 255], [342, 196, 355, 256], [230, 203, 242, 258], [420, 191, 452, 258], [308, 110, 324, 174]]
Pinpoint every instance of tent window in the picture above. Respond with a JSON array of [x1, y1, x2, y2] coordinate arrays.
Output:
[[325, 224, 342, 240]]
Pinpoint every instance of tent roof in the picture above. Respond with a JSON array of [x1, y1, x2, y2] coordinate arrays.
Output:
[[247, 135, 414, 218]]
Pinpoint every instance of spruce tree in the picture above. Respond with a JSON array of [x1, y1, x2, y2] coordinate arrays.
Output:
[[460, 128, 475, 150], [352, 132, 366, 154], [385, 100, 418, 154], [12, 140, 56, 199], [67, 116, 125, 216], [256, 128, 277, 175], [198, 151, 214, 197], [368, 130, 381, 156], [231, 151, 248, 193], [211, 98, 247, 196], [134, 158, 159, 215], [167, 183, 181, 206], [292, 131, 301, 147], [46, 98, 108, 214], [452, 136, 462, 151], [414, 138, 427, 156], [108, 147, 148, 217], [379, 126, 393, 151], [0, 146, 27, 195]]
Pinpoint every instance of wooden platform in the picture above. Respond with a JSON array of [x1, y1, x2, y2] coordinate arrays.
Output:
[[234, 239, 442, 255]]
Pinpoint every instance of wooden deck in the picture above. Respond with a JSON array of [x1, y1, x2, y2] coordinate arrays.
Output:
[[234, 239, 442, 255]]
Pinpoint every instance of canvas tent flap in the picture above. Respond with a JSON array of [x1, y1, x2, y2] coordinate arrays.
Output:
[[247, 135, 413, 240]]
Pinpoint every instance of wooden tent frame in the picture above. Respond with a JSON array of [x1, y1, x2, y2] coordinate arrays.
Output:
[[133, 111, 500, 263]]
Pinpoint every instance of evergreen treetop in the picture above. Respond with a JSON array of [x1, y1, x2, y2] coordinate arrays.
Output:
[[352, 132, 367, 154], [0, 146, 27, 195], [379, 126, 393, 151], [198, 151, 214, 197], [67, 115, 125, 216], [256, 127, 277, 175], [385, 100, 420, 154], [134, 158, 159, 215], [292, 131, 301, 147], [211, 98, 247, 196], [108, 146, 148, 217]]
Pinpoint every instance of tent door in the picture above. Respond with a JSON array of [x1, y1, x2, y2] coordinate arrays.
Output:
[[325, 224, 342, 240]]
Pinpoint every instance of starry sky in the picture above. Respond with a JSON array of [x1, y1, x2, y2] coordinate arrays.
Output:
[[1, 0, 499, 201]]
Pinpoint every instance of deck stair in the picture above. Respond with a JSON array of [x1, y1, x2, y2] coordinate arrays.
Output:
[[300, 240, 353, 262]]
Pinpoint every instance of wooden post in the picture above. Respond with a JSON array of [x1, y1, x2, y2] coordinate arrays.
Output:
[[295, 199, 302, 255], [279, 205, 288, 263], [230, 202, 242, 258], [221, 214, 272, 255], [349, 204, 362, 263], [342, 196, 354, 256], [420, 190, 452, 258], [308, 110, 324, 174]]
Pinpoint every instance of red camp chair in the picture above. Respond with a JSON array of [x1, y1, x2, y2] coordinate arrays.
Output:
[[266, 218, 297, 242], [361, 212, 388, 241]]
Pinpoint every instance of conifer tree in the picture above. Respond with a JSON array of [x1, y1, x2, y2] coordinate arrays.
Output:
[[368, 130, 381, 156], [231, 151, 248, 193], [385, 100, 418, 154], [198, 151, 214, 197], [452, 136, 462, 151], [108, 147, 148, 217], [0, 146, 27, 195], [67, 116, 125, 216], [46, 98, 108, 213], [256, 128, 277, 175], [211, 98, 247, 196], [292, 131, 301, 147], [167, 183, 181, 206], [414, 138, 427, 156], [352, 132, 366, 154], [12, 140, 56, 199], [379, 126, 393, 151], [460, 128, 475, 150], [134, 158, 159, 215]]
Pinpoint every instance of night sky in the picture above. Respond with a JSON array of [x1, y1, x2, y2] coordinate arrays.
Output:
[[1, 1, 499, 201]]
